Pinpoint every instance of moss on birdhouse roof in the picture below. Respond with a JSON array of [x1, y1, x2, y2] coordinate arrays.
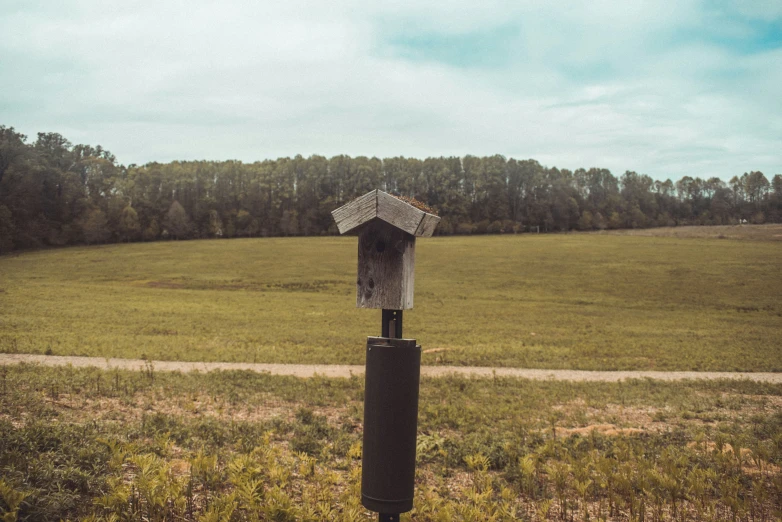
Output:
[[391, 195, 438, 216]]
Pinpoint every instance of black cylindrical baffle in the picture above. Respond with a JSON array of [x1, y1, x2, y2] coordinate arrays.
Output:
[[362, 336, 421, 514]]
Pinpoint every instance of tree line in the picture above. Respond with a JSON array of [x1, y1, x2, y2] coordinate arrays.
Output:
[[1, 125, 780, 253]]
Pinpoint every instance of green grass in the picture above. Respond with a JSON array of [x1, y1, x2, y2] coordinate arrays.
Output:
[[1, 365, 781, 521], [1, 233, 780, 370]]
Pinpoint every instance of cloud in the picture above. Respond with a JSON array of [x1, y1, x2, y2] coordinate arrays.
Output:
[[0, 0, 779, 180]]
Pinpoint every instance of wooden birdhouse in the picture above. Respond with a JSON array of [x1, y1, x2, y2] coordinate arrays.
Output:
[[331, 189, 440, 310]]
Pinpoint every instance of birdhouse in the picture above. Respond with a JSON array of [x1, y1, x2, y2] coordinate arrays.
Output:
[[331, 189, 440, 310]]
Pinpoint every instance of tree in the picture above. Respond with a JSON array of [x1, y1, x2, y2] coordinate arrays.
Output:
[[578, 210, 593, 230], [487, 220, 503, 234], [0, 126, 27, 185], [470, 155, 509, 223], [142, 219, 160, 241], [626, 203, 647, 228], [82, 209, 110, 244], [593, 212, 607, 230], [772, 175, 782, 197], [729, 176, 745, 206], [34, 131, 71, 159], [118, 204, 140, 241], [743, 171, 770, 206], [280, 209, 298, 236], [456, 222, 476, 234], [768, 174, 782, 223], [163, 200, 192, 239], [608, 212, 622, 229], [583, 168, 619, 214], [207, 209, 223, 237], [621, 171, 657, 221], [236, 210, 253, 237], [0, 204, 15, 253], [707, 187, 732, 224]]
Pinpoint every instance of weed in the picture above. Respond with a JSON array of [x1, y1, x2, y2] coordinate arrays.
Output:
[[1, 365, 781, 520]]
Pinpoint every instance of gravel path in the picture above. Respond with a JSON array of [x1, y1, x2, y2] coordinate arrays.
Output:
[[1, 353, 780, 382]]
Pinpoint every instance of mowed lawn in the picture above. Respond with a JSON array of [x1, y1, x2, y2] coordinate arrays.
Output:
[[0, 231, 780, 370]]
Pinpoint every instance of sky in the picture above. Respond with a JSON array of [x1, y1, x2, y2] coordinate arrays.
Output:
[[1, 0, 780, 181]]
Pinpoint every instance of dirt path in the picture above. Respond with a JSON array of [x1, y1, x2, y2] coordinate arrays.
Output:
[[1, 353, 780, 382]]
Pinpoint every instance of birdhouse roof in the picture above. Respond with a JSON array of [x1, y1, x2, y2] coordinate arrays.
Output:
[[331, 189, 441, 237]]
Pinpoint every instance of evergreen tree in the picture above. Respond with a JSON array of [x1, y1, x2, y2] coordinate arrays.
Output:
[[163, 200, 192, 239], [118, 205, 140, 242], [82, 209, 111, 244]]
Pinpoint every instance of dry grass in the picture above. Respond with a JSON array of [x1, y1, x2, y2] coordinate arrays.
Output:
[[2, 365, 781, 521], [591, 223, 782, 240]]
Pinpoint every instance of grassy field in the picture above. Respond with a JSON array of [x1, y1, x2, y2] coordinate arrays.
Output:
[[1, 229, 780, 371], [3, 230, 780, 521], [1, 365, 780, 521], [594, 223, 782, 241]]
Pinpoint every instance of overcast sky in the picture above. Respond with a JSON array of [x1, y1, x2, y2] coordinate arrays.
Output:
[[1, 0, 780, 181]]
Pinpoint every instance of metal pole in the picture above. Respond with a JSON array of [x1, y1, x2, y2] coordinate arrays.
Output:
[[382, 309, 403, 339], [379, 309, 403, 522]]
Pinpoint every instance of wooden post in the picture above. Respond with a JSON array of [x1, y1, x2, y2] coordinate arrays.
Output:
[[331, 189, 440, 521]]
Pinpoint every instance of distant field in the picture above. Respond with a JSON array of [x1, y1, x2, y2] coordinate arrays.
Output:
[[0, 227, 780, 370], [593, 223, 782, 240]]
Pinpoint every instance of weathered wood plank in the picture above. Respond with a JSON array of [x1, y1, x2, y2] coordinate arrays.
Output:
[[332, 189, 440, 237], [414, 213, 441, 237], [331, 190, 377, 234], [356, 220, 415, 309], [376, 190, 426, 236]]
